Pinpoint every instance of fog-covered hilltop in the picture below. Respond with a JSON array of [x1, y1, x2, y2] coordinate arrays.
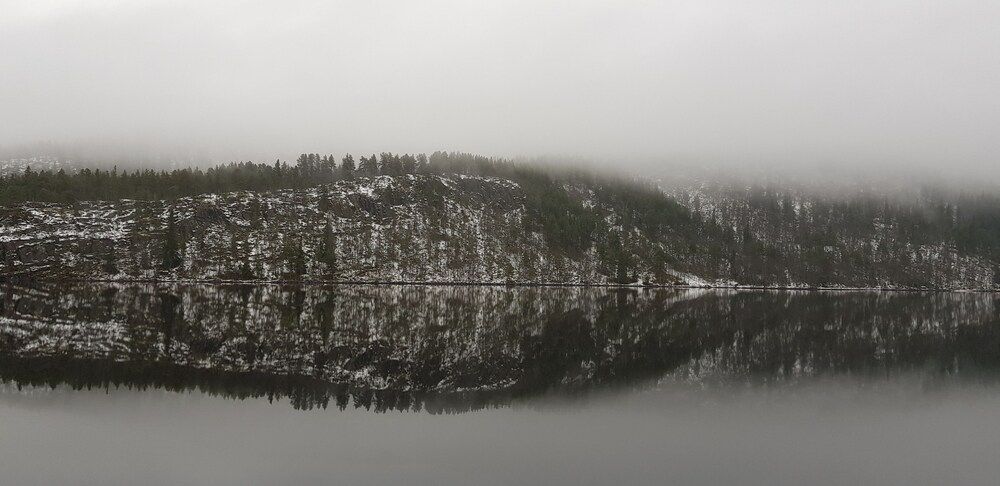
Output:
[[2, 152, 999, 289]]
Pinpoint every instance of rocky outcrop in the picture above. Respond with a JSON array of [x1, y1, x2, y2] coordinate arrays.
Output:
[[2, 173, 997, 289]]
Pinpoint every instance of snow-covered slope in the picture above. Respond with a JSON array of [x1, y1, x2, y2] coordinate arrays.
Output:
[[0, 174, 701, 285], [1, 173, 997, 289]]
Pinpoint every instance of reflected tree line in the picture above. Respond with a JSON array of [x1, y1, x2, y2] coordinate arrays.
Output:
[[2, 284, 1000, 411]]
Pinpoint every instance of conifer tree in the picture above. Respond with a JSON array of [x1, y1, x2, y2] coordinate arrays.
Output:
[[358, 154, 378, 175], [318, 221, 338, 276], [235, 234, 255, 280], [161, 207, 182, 270], [379, 152, 403, 175], [415, 153, 429, 173], [401, 154, 417, 173], [283, 236, 306, 280], [341, 154, 356, 173]]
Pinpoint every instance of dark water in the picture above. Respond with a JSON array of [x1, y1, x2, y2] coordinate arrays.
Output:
[[2, 284, 1000, 485]]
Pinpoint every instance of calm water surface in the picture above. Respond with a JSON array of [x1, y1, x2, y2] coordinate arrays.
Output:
[[2, 284, 1000, 485]]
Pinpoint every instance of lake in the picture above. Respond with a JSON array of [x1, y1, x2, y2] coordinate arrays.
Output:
[[2, 284, 1000, 485]]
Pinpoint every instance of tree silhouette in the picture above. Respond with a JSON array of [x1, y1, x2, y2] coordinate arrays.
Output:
[[341, 154, 356, 174], [283, 236, 307, 280], [358, 154, 378, 175], [161, 207, 182, 270], [318, 221, 338, 277]]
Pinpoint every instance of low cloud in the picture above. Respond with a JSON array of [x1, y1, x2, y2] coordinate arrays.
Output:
[[2, 0, 999, 183]]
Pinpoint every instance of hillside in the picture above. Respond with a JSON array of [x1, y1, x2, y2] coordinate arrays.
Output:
[[2, 163, 999, 289], [1, 173, 696, 285]]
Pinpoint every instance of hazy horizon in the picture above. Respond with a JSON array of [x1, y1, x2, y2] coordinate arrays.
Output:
[[3, 1, 999, 183]]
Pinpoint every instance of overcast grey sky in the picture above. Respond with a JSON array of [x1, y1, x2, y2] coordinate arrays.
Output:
[[2, 0, 999, 177]]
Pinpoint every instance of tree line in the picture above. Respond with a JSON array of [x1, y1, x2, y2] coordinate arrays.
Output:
[[0, 150, 636, 205], [0, 152, 486, 205], [5, 150, 1000, 286]]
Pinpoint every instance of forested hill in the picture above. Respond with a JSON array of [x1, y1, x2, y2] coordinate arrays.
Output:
[[2, 152, 999, 289]]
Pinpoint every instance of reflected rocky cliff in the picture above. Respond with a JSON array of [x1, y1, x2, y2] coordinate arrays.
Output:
[[2, 284, 999, 412]]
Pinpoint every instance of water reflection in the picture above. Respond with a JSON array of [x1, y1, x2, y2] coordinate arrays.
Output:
[[2, 283, 999, 411]]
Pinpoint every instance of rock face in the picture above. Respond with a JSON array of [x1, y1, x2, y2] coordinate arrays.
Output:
[[1, 173, 998, 289], [0, 174, 647, 284]]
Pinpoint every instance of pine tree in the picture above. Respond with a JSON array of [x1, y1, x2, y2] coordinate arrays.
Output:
[[341, 154, 356, 173], [318, 221, 338, 277], [379, 152, 403, 175], [248, 198, 263, 228], [161, 207, 182, 270], [358, 155, 378, 175], [283, 236, 307, 280], [321, 154, 336, 178], [401, 154, 417, 174]]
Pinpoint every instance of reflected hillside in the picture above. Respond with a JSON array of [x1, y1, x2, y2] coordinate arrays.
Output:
[[2, 284, 999, 411]]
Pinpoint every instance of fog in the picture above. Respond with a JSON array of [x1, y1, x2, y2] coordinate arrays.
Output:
[[2, 0, 999, 181]]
